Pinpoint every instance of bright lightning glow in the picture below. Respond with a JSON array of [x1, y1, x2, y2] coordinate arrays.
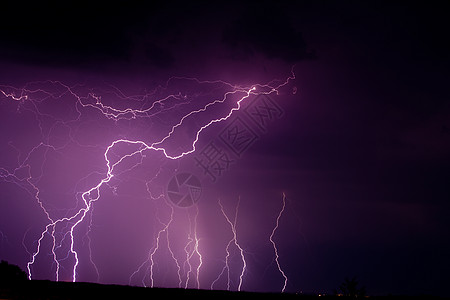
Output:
[[183, 205, 202, 289]]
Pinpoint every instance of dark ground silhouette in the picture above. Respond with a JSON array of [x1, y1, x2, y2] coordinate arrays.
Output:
[[1, 280, 448, 300], [0, 262, 447, 299], [0, 260, 27, 287]]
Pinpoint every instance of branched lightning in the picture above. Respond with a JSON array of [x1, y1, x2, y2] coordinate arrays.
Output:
[[0, 68, 295, 289], [212, 197, 247, 291], [180, 205, 202, 289]]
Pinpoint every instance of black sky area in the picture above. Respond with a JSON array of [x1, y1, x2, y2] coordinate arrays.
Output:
[[0, 0, 449, 297]]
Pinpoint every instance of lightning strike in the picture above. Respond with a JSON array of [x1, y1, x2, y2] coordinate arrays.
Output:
[[213, 198, 247, 291], [149, 207, 174, 288], [0, 68, 296, 290], [269, 193, 288, 293], [182, 205, 202, 289]]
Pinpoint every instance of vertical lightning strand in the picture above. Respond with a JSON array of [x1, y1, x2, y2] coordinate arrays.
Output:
[[193, 205, 202, 289], [85, 207, 100, 283], [50, 225, 60, 282], [166, 216, 183, 288], [183, 233, 193, 289], [269, 192, 288, 293], [234, 198, 246, 291], [149, 206, 174, 288], [216, 197, 246, 291], [129, 192, 180, 288], [26, 223, 54, 280], [210, 235, 233, 290], [152, 183, 184, 289], [183, 204, 202, 289]]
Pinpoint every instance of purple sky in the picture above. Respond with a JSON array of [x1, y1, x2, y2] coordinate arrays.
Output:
[[0, 1, 449, 296]]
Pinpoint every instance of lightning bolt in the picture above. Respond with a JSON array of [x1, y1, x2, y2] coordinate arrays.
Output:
[[211, 198, 246, 291], [83, 206, 100, 283], [149, 207, 174, 288], [129, 182, 181, 288], [0, 68, 296, 286], [130, 184, 203, 289], [182, 205, 202, 289], [269, 192, 288, 293]]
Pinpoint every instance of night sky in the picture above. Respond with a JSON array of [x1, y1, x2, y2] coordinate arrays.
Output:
[[0, 0, 449, 297]]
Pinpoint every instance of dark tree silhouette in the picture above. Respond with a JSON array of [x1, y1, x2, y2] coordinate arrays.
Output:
[[336, 276, 366, 297], [0, 260, 28, 287]]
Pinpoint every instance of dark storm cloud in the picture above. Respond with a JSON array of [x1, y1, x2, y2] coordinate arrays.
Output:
[[143, 43, 174, 68], [0, 1, 174, 68], [223, 2, 315, 62], [0, 1, 314, 69]]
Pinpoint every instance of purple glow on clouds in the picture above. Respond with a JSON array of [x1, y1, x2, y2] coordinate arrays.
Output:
[[0, 67, 296, 292], [1, 1, 449, 296]]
